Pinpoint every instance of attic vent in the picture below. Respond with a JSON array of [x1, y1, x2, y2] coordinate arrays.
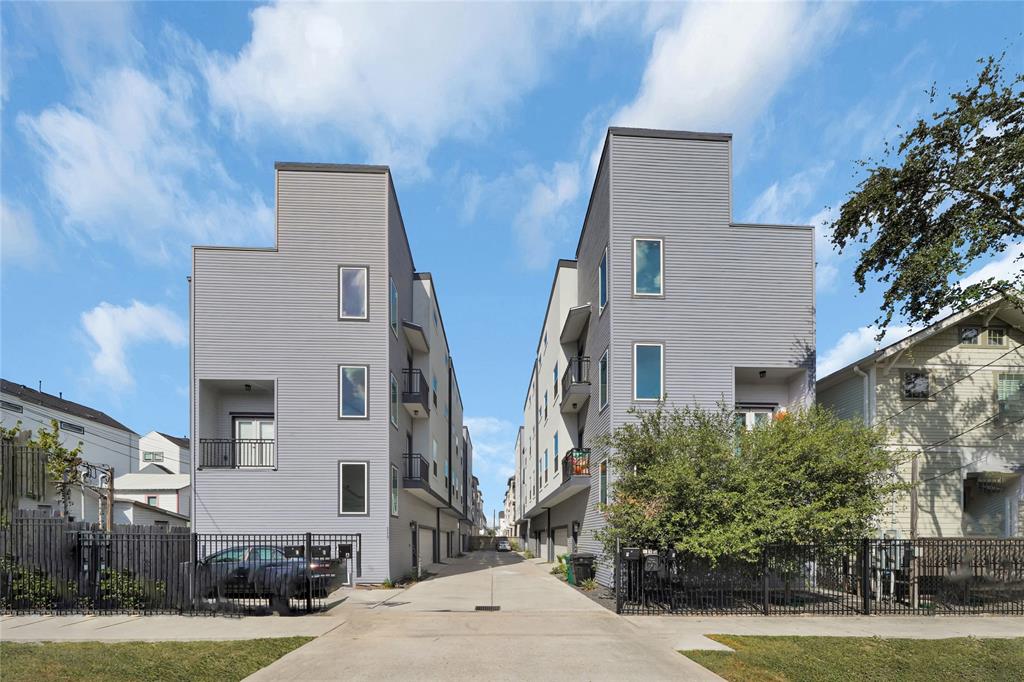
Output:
[[59, 421, 85, 435], [1, 400, 23, 413]]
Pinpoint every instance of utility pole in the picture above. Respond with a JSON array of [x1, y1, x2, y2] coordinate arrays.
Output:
[[106, 465, 114, 531]]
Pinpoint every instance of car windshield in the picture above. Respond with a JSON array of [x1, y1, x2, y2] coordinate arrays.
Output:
[[250, 547, 285, 561]]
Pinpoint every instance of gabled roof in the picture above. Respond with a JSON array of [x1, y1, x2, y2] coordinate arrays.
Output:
[[1, 379, 136, 434], [817, 294, 1024, 390], [156, 432, 190, 449], [114, 473, 191, 491], [113, 498, 190, 521]]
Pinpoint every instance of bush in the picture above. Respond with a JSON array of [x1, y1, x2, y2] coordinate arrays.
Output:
[[509, 539, 521, 552], [550, 563, 567, 578], [99, 569, 165, 611], [0, 558, 62, 609], [522, 549, 535, 559], [579, 578, 598, 591]]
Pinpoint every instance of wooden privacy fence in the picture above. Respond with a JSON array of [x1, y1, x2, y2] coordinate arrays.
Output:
[[615, 538, 1024, 616], [0, 513, 361, 616]]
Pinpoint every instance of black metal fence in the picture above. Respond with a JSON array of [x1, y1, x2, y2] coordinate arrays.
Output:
[[0, 513, 361, 615], [615, 538, 1024, 616]]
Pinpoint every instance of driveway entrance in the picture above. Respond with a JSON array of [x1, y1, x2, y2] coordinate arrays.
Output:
[[248, 551, 719, 681]]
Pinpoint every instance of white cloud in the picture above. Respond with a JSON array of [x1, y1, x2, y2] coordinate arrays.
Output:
[[80, 300, 186, 390], [41, 1, 139, 80], [19, 67, 272, 260], [203, 2, 573, 175], [513, 163, 582, 270], [464, 416, 517, 479], [610, 2, 850, 133], [960, 242, 1024, 290], [818, 325, 917, 379], [1, 198, 41, 264]]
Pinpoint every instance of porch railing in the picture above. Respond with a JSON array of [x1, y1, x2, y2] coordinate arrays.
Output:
[[561, 357, 590, 396], [404, 453, 429, 481], [562, 449, 591, 478], [401, 369, 430, 415], [199, 439, 275, 469]]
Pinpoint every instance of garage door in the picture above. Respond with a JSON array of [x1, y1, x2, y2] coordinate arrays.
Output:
[[553, 528, 568, 560], [539, 531, 548, 561], [418, 527, 435, 572]]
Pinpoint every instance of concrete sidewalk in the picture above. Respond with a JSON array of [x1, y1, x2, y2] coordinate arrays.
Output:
[[625, 614, 1024, 651], [0, 613, 341, 642]]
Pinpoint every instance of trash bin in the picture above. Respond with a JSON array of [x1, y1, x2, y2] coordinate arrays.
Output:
[[571, 553, 595, 583]]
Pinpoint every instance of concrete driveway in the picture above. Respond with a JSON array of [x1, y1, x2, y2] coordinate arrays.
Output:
[[247, 550, 720, 681]]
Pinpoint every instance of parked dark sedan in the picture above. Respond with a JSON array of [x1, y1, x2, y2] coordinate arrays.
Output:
[[191, 545, 339, 601]]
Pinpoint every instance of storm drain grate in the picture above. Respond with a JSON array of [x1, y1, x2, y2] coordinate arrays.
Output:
[[475, 605, 500, 611]]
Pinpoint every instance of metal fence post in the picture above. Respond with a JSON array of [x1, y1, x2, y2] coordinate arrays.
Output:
[[762, 550, 770, 615], [861, 538, 871, 615], [614, 539, 622, 614], [190, 532, 198, 613], [304, 532, 313, 613]]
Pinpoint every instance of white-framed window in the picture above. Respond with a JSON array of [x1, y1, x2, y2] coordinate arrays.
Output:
[[391, 464, 399, 516], [988, 327, 1006, 346], [233, 417, 275, 466], [599, 247, 608, 312], [902, 370, 930, 399], [389, 277, 399, 335], [339, 365, 368, 418], [389, 373, 399, 427], [633, 343, 664, 401], [599, 349, 609, 409], [599, 460, 608, 505], [338, 462, 367, 515], [959, 326, 981, 345], [338, 266, 368, 320], [143, 451, 164, 462], [146, 495, 158, 506], [633, 237, 663, 296], [734, 409, 772, 431]]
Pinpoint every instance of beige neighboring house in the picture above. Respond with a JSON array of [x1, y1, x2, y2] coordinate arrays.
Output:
[[113, 471, 191, 519], [139, 431, 190, 474], [818, 295, 1024, 538]]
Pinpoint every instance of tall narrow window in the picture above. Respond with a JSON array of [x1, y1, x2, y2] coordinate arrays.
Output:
[[599, 248, 608, 311], [389, 277, 399, 335], [544, 449, 549, 482], [339, 462, 367, 514], [599, 461, 607, 505], [599, 350, 609, 409], [554, 433, 559, 475], [634, 343, 664, 401], [339, 266, 368, 319], [553, 363, 558, 396], [391, 464, 399, 516], [339, 365, 368, 418], [432, 439, 438, 475], [389, 373, 399, 426], [544, 390, 548, 420], [633, 238, 663, 296]]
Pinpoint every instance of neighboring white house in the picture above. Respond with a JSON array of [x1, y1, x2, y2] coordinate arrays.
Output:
[[138, 431, 190, 474], [112, 498, 190, 527], [113, 471, 191, 518], [1, 379, 139, 523]]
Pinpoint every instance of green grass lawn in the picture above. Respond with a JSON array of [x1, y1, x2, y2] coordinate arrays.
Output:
[[0, 637, 313, 682], [683, 636, 1024, 682]]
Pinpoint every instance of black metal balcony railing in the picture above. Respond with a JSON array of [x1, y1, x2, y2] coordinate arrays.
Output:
[[199, 439, 276, 469], [562, 448, 591, 478], [402, 368, 430, 414], [404, 453, 429, 481], [561, 356, 591, 396]]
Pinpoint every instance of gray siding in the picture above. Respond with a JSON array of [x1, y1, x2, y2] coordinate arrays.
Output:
[[818, 374, 865, 421], [192, 168, 392, 580]]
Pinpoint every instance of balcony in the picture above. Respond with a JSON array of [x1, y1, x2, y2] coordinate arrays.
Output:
[[402, 369, 430, 418], [562, 448, 591, 478], [199, 439, 275, 468], [560, 357, 591, 414], [403, 453, 447, 507]]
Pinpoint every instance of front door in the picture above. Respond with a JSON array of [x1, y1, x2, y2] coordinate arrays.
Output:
[[734, 409, 772, 431], [233, 416, 274, 466]]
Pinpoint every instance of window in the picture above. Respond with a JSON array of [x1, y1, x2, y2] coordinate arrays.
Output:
[[432, 439, 438, 475], [209, 548, 245, 564], [544, 332, 548, 351], [902, 371, 930, 399], [633, 238, 663, 296], [959, 326, 981, 345], [544, 449, 549, 482], [998, 374, 1024, 421], [599, 350, 609, 409], [554, 432, 559, 460], [432, 310, 438, 330], [634, 343, 664, 401], [389, 374, 399, 427], [338, 266, 368, 319], [59, 421, 84, 435], [339, 365, 368, 418], [444, 460, 450, 488], [988, 328, 1006, 346], [389, 277, 399, 335], [391, 465, 399, 516], [233, 416, 275, 466], [1, 400, 22, 413], [544, 391, 548, 420], [599, 461, 607, 505], [142, 451, 164, 462], [251, 547, 285, 561], [599, 248, 608, 312], [146, 496, 158, 506], [553, 363, 558, 396], [735, 409, 772, 431], [339, 462, 367, 514]]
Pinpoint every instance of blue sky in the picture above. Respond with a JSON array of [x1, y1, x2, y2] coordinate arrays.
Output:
[[1, 2, 1020, 523]]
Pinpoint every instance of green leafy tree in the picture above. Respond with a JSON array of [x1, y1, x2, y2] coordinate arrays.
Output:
[[830, 52, 1023, 334], [29, 420, 84, 517], [596, 405, 908, 561]]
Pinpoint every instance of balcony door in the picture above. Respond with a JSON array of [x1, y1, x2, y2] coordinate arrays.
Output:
[[233, 416, 274, 467]]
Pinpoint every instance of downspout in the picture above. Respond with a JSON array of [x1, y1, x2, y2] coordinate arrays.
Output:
[[852, 364, 870, 424]]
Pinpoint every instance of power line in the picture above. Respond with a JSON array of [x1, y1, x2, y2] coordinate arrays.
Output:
[[10, 408, 140, 467], [916, 414, 1023, 484], [880, 345, 1023, 425]]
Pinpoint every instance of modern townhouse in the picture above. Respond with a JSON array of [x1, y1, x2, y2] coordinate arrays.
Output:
[[138, 431, 191, 474], [512, 128, 816, 585], [818, 294, 1023, 538], [191, 162, 474, 583], [500, 475, 516, 537], [1, 379, 139, 522]]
